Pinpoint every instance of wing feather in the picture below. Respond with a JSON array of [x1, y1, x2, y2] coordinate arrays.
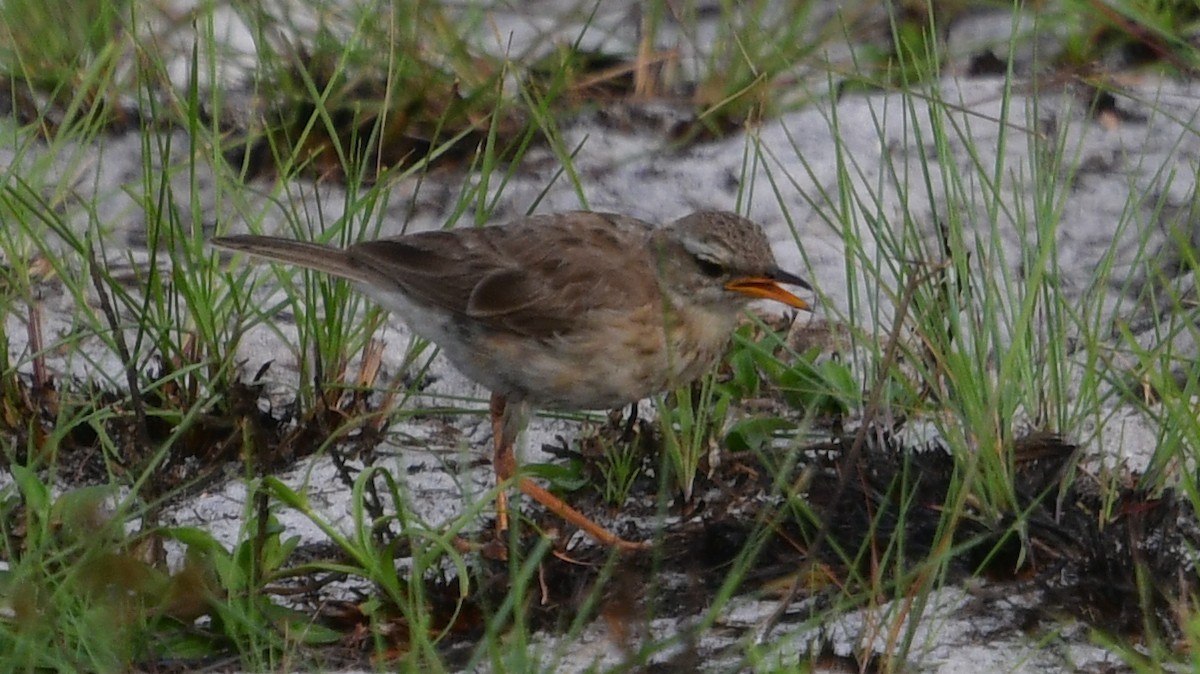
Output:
[[348, 212, 662, 338]]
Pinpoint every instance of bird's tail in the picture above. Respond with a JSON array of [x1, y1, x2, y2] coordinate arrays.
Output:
[[211, 235, 375, 285]]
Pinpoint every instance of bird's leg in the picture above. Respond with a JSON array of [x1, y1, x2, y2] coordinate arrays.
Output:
[[489, 392, 648, 551], [620, 402, 639, 442], [490, 392, 513, 537], [515, 475, 649, 551]]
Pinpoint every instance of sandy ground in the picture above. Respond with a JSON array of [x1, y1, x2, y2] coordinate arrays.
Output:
[[3, 2, 1199, 672]]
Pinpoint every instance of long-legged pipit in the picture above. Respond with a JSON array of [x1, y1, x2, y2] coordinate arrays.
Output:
[[213, 211, 812, 550]]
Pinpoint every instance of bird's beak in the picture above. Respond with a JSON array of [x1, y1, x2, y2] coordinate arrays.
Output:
[[725, 269, 813, 310]]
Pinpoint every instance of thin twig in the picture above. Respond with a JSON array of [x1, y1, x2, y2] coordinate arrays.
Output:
[[86, 244, 152, 452]]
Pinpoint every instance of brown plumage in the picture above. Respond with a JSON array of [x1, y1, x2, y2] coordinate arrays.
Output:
[[212, 210, 812, 549]]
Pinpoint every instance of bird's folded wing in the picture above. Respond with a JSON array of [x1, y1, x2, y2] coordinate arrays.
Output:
[[350, 212, 663, 338]]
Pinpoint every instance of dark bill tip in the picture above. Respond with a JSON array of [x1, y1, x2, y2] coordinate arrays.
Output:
[[769, 268, 813, 291]]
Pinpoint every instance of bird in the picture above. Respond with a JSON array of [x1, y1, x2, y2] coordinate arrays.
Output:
[[211, 210, 812, 550]]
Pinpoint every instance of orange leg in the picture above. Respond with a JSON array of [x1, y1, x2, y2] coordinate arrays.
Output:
[[490, 393, 511, 536], [490, 393, 648, 551]]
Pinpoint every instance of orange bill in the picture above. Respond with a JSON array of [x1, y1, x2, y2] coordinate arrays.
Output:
[[726, 269, 813, 310]]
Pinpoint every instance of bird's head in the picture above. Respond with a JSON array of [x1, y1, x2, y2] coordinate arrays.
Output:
[[652, 211, 812, 314]]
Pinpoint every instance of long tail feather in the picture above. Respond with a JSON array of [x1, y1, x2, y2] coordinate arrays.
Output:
[[211, 235, 376, 285]]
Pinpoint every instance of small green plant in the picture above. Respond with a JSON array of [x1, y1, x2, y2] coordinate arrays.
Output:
[[0, 0, 144, 136], [264, 467, 481, 669], [593, 434, 644, 507], [0, 465, 340, 670], [657, 373, 730, 503], [229, 3, 534, 183]]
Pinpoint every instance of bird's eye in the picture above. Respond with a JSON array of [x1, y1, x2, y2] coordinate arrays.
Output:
[[694, 256, 725, 278]]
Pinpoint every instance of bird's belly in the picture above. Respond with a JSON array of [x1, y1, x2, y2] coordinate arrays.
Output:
[[479, 309, 736, 410], [365, 286, 737, 411]]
